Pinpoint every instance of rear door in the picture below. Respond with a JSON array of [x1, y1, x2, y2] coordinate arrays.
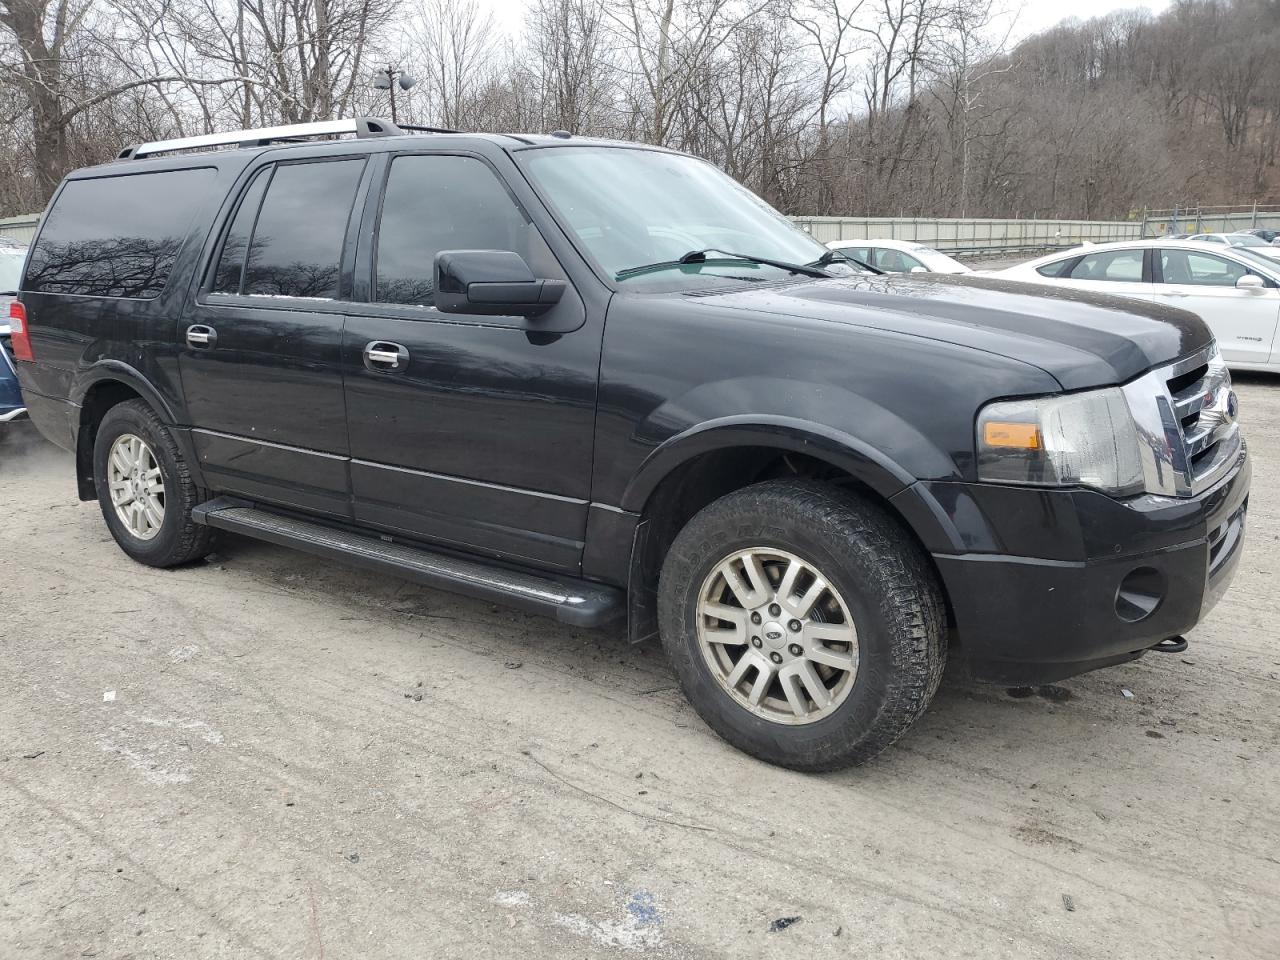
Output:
[[1054, 247, 1152, 298], [340, 151, 600, 572], [1149, 247, 1280, 364], [179, 156, 369, 517]]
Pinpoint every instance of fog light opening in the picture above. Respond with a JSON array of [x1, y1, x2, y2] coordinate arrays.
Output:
[[1115, 567, 1166, 623]]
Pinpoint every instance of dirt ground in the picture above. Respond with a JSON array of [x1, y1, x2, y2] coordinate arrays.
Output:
[[1, 379, 1277, 960]]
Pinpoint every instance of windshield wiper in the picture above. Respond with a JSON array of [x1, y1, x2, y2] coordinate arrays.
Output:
[[616, 248, 832, 281], [810, 248, 884, 274]]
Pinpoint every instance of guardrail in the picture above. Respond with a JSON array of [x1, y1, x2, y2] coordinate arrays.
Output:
[[790, 216, 1140, 255], [0, 215, 40, 245]]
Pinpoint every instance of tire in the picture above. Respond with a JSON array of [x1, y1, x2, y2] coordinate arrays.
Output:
[[658, 479, 946, 771], [93, 399, 213, 567]]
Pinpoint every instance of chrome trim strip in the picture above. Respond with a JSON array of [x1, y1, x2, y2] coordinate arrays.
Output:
[[190, 427, 348, 460]]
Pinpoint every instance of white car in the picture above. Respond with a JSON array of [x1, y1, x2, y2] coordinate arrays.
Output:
[[825, 238, 972, 274], [1189, 232, 1280, 261], [993, 239, 1280, 371]]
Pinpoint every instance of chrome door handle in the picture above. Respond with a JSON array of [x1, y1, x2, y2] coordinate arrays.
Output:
[[363, 341, 409, 372], [186, 324, 217, 348]]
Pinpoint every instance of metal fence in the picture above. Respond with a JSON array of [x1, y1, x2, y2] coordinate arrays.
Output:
[[790, 216, 1141, 256], [0, 215, 40, 245], [1140, 205, 1280, 237], [4, 206, 1276, 257]]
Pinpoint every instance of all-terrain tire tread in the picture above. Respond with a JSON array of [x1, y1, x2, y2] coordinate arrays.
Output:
[[95, 399, 213, 567], [658, 479, 946, 771]]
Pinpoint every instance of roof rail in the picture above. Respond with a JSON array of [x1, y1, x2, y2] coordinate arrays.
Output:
[[117, 117, 407, 160]]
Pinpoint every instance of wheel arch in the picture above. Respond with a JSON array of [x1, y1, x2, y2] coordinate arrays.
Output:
[[619, 415, 916, 513], [71, 364, 184, 502], [622, 420, 956, 643]]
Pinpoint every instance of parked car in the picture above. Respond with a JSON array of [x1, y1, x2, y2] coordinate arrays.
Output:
[[994, 239, 1280, 371], [1233, 228, 1280, 244], [825, 238, 972, 274], [11, 119, 1249, 770], [1, 237, 29, 421], [1188, 232, 1280, 261]]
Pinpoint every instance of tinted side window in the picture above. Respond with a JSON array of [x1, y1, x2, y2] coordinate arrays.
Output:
[[1036, 258, 1076, 278], [375, 155, 556, 306], [25, 168, 214, 298], [211, 168, 271, 294], [875, 248, 923, 272], [1160, 250, 1246, 287], [1068, 249, 1144, 282], [241, 159, 364, 299]]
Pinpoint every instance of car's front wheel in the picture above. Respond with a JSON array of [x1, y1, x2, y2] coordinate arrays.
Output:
[[93, 399, 213, 567], [658, 479, 946, 771]]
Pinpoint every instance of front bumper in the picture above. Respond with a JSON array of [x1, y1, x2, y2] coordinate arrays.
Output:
[[920, 445, 1250, 685]]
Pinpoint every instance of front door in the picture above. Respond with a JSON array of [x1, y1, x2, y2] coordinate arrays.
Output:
[[179, 157, 369, 516], [1148, 247, 1280, 365], [341, 152, 600, 572]]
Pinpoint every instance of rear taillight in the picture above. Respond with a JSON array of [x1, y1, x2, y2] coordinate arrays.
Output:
[[8, 301, 33, 361]]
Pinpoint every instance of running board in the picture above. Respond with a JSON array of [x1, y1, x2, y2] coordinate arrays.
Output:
[[192, 499, 624, 628]]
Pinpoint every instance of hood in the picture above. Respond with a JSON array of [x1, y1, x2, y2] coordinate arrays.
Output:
[[688, 273, 1211, 390]]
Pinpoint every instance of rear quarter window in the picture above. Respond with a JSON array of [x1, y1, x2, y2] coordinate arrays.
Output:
[[1035, 258, 1075, 278], [24, 167, 214, 298]]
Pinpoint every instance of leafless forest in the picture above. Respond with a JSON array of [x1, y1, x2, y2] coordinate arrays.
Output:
[[2, 0, 1278, 220]]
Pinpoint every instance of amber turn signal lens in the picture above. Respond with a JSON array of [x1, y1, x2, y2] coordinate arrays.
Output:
[[983, 421, 1041, 449]]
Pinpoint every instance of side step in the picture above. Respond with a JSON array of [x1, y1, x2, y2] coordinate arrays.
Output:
[[192, 499, 624, 628]]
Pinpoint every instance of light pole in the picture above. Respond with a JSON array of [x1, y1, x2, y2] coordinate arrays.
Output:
[[372, 66, 416, 123]]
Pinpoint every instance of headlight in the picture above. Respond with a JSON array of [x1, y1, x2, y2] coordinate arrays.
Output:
[[976, 387, 1145, 496]]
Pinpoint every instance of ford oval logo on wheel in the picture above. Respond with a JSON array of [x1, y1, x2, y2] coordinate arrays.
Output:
[[765, 629, 783, 641]]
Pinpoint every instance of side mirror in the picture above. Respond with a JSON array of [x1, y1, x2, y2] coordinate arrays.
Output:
[[909, 265, 928, 274], [434, 250, 566, 317], [1236, 273, 1265, 291]]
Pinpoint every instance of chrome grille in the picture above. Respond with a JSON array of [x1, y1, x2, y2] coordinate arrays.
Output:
[[1121, 343, 1241, 498]]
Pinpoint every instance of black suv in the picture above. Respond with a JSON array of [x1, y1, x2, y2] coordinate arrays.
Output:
[[10, 119, 1249, 770]]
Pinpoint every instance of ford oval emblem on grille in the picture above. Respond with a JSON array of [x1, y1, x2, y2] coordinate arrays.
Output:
[[1226, 390, 1238, 422]]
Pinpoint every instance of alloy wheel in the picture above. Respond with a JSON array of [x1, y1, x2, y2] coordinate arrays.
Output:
[[107, 433, 165, 541], [696, 547, 859, 724]]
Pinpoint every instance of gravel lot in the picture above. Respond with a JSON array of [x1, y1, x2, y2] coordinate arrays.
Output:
[[2, 378, 1278, 960]]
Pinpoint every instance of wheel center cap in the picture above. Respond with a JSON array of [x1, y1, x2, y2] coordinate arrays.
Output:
[[762, 621, 787, 649]]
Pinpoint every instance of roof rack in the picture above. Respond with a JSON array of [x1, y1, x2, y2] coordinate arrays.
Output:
[[117, 117, 453, 160]]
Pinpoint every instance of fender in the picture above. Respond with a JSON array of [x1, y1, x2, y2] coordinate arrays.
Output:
[[71, 360, 180, 424], [69, 360, 207, 499], [619, 414, 918, 514]]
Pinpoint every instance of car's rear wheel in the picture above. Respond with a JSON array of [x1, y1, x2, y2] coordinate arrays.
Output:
[[658, 479, 946, 771], [93, 400, 213, 567]]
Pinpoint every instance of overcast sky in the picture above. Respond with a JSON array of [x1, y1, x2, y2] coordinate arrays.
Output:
[[467, 0, 1173, 44]]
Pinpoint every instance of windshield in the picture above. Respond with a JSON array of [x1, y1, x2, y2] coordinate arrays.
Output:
[[1228, 234, 1268, 247], [0, 248, 25, 292], [520, 147, 835, 289], [1233, 248, 1280, 273]]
